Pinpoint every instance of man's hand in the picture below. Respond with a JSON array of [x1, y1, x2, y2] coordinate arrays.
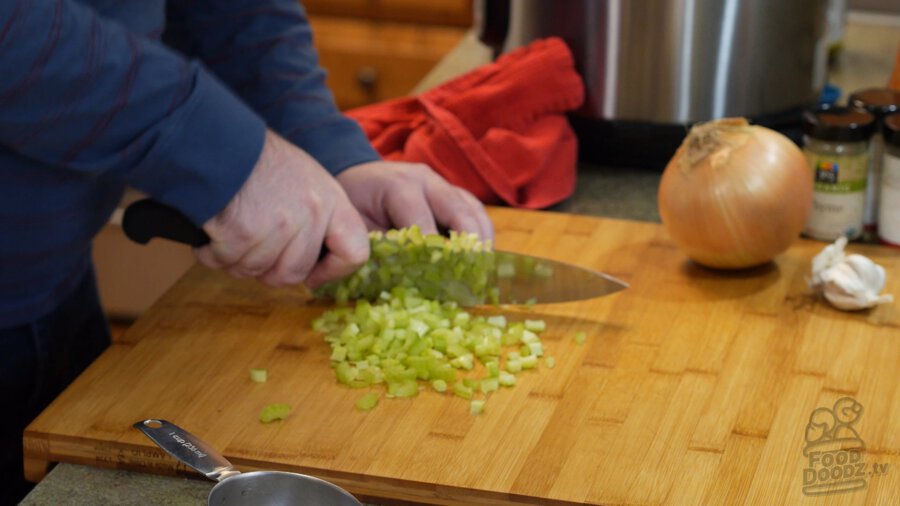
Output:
[[336, 161, 494, 240], [194, 130, 370, 289]]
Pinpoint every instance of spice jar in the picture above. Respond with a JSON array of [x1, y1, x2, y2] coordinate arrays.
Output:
[[801, 106, 875, 241], [848, 88, 900, 238], [879, 113, 900, 247]]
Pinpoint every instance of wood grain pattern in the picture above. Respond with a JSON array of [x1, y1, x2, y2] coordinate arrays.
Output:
[[23, 208, 900, 505]]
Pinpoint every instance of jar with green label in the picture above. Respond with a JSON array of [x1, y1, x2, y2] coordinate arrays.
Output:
[[801, 106, 875, 241]]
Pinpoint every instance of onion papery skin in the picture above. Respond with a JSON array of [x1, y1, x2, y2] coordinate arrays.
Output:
[[658, 118, 813, 269]]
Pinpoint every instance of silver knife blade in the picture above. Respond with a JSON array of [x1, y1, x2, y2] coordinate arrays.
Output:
[[442, 250, 628, 306]]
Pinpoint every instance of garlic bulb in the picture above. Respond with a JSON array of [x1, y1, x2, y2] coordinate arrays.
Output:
[[810, 237, 893, 311]]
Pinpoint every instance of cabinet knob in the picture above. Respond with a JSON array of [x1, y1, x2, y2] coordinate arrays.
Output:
[[356, 66, 379, 93]]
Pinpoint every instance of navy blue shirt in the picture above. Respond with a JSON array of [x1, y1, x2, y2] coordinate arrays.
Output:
[[0, 0, 379, 327]]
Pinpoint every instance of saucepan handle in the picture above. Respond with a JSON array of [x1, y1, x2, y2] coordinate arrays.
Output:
[[133, 419, 239, 482]]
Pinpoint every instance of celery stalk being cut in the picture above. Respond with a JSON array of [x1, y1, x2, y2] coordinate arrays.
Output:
[[314, 225, 498, 306]]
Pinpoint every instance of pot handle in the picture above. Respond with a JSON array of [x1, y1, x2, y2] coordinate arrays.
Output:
[[475, 0, 510, 58], [134, 419, 239, 482]]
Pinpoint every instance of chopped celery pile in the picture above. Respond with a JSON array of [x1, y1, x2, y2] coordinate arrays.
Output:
[[314, 226, 499, 306], [312, 285, 549, 414], [259, 403, 291, 423]]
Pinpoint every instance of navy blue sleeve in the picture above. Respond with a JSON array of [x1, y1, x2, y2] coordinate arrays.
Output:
[[0, 0, 267, 225], [166, 0, 380, 175]]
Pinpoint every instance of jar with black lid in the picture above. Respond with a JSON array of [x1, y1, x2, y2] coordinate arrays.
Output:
[[848, 88, 900, 238], [878, 113, 900, 247], [801, 106, 876, 241]]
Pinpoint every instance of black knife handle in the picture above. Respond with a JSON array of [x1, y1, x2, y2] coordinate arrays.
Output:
[[122, 199, 211, 247]]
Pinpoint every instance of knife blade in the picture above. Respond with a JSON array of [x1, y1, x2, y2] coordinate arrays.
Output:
[[121, 199, 627, 304]]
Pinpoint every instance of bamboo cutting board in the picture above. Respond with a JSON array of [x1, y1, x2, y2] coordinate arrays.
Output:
[[23, 208, 900, 505]]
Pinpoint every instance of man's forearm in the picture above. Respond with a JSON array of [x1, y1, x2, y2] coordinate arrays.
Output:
[[0, 0, 266, 225], [167, 0, 380, 175]]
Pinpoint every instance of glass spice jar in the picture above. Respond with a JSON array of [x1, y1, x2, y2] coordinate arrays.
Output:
[[848, 88, 900, 239], [878, 113, 900, 247], [801, 106, 875, 241]]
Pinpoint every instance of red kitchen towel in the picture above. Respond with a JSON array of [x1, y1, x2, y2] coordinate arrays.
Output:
[[345, 37, 585, 208]]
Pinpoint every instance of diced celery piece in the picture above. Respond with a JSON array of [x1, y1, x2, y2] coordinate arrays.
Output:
[[446, 342, 469, 358], [450, 354, 474, 370], [480, 378, 499, 394], [528, 342, 544, 357], [474, 341, 500, 359], [524, 319, 546, 332], [498, 371, 516, 386], [470, 399, 485, 415], [432, 379, 448, 392], [487, 315, 507, 328], [330, 346, 347, 362], [249, 368, 268, 383], [341, 323, 360, 338], [521, 330, 540, 344], [359, 367, 384, 385], [521, 355, 538, 369], [486, 361, 500, 378], [463, 377, 479, 389], [545, 357, 556, 369], [574, 331, 587, 345], [430, 364, 458, 382], [452, 381, 474, 399], [335, 362, 358, 385], [356, 393, 379, 411], [497, 262, 516, 278], [387, 379, 419, 398], [259, 403, 291, 423], [506, 360, 523, 373]]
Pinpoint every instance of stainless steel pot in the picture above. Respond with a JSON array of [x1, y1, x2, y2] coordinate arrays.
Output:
[[477, 0, 829, 124], [134, 419, 361, 506]]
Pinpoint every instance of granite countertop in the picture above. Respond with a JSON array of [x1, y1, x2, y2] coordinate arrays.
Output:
[[21, 12, 900, 506]]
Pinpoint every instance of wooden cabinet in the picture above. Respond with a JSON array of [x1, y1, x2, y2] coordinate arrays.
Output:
[[304, 0, 473, 109]]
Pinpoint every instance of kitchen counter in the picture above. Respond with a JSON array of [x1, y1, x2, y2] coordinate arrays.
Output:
[[21, 12, 900, 506]]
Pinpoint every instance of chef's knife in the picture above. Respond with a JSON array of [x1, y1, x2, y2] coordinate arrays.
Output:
[[122, 199, 627, 304]]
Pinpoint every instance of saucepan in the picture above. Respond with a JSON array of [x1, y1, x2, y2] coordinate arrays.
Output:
[[134, 419, 361, 506]]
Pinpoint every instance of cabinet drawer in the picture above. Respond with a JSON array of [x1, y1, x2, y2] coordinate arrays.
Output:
[[303, 0, 473, 27], [309, 16, 467, 109]]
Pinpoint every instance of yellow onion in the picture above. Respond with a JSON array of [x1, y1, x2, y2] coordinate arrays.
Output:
[[658, 117, 812, 269]]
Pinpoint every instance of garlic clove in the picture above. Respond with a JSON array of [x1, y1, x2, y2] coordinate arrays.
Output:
[[810, 236, 848, 288], [844, 254, 887, 294], [816, 250, 893, 311]]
